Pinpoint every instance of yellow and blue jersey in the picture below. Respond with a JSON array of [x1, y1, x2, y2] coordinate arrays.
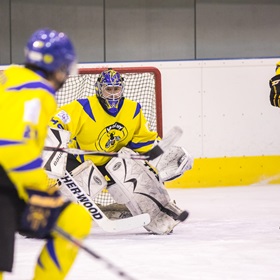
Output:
[[0, 65, 57, 200], [50, 94, 158, 166]]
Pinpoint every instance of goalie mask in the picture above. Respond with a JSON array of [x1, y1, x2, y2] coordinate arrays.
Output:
[[95, 69, 124, 114], [24, 28, 77, 76]]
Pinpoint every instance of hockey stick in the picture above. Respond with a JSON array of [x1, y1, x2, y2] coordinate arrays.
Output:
[[53, 226, 137, 280], [58, 171, 151, 232], [44, 126, 183, 161]]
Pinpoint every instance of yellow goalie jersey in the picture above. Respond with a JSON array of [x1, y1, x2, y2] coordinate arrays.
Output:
[[0, 65, 57, 200], [50, 94, 158, 166]]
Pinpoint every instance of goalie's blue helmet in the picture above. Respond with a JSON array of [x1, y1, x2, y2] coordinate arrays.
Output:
[[95, 69, 124, 114], [24, 28, 77, 75]]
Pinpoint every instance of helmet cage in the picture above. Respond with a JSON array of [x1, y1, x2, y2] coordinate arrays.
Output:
[[95, 69, 124, 113], [101, 85, 123, 100]]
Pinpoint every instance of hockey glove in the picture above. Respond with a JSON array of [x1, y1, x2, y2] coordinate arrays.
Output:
[[150, 146, 194, 182], [269, 74, 280, 107], [20, 189, 70, 239]]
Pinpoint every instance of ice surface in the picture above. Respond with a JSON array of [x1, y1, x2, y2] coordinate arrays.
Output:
[[4, 185, 280, 280]]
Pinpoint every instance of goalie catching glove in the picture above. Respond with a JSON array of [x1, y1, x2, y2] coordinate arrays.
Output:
[[149, 145, 193, 182]]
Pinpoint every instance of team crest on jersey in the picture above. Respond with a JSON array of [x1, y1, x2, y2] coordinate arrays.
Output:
[[56, 110, 71, 124], [98, 122, 128, 151]]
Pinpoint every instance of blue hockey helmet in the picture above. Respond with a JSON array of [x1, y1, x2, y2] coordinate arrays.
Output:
[[24, 28, 77, 75], [95, 69, 124, 114]]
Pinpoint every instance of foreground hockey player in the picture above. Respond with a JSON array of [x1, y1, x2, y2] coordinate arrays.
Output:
[[0, 29, 91, 280], [269, 61, 280, 107], [49, 69, 193, 234]]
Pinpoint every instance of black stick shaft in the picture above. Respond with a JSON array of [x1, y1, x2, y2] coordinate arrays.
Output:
[[53, 226, 137, 280]]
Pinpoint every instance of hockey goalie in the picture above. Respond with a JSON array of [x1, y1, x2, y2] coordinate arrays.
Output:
[[44, 127, 193, 234], [43, 69, 194, 234]]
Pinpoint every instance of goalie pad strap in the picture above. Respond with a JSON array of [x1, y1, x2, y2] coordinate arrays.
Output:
[[135, 191, 182, 220]]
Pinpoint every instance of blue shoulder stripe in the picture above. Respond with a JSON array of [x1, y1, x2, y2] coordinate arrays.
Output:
[[8, 81, 56, 97], [11, 157, 43, 172], [128, 140, 155, 150], [77, 99, 95, 121], [133, 103, 141, 119]]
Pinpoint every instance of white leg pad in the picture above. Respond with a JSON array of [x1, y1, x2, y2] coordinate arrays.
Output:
[[105, 147, 186, 234], [59, 161, 107, 201]]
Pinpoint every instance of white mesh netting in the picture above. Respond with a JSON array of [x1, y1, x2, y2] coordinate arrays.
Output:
[[56, 70, 160, 132]]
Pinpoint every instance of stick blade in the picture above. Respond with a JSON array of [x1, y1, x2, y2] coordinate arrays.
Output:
[[100, 213, 151, 232]]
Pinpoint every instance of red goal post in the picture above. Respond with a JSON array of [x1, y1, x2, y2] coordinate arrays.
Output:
[[56, 66, 163, 137]]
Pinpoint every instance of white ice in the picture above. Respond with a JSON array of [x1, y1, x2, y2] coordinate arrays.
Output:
[[4, 185, 280, 280]]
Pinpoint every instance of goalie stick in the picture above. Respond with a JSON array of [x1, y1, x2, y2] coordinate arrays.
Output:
[[58, 171, 151, 232], [44, 126, 183, 161], [54, 226, 137, 280]]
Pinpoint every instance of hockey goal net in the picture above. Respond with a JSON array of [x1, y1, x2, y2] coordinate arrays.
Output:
[[54, 66, 163, 206]]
